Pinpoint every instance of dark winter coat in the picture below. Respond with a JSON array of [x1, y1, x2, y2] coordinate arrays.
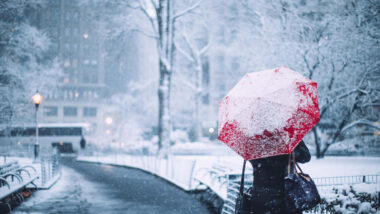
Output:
[[248, 140, 311, 214], [80, 136, 86, 149]]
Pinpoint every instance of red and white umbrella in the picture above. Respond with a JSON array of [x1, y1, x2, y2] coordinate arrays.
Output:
[[218, 66, 320, 160]]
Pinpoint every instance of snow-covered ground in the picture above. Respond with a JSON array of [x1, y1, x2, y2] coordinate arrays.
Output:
[[302, 156, 380, 177], [78, 145, 380, 200], [13, 165, 127, 214]]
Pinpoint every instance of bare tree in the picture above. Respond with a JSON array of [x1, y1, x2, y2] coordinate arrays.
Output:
[[0, 0, 61, 130], [238, 0, 380, 158], [113, 0, 203, 155], [174, 18, 211, 141]]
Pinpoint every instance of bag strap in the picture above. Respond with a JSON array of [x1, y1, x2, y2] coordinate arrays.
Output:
[[288, 152, 304, 175], [239, 160, 246, 195]]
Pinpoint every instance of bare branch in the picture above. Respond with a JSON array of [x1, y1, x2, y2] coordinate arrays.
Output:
[[138, 0, 158, 36], [159, 53, 171, 71], [179, 78, 197, 91], [357, 88, 370, 95], [149, 0, 157, 10], [320, 88, 364, 118], [342, 120, 380, 133], [358, 102, 380, 108], [131, 28, 159, 39], [174, 40, 195, 62], [199, 28, 211, 56], [125, 1, 139, 10], [173, 0, 203, 21], [334, 89, 358, 101], [174, 69, 196, 91]]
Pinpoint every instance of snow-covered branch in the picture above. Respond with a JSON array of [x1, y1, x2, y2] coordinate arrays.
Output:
[[131, 28, 159, 39], [159, 52, 171, 71], [173, 0, 203, 21], [137, 0, 158, 36], [199, 41, 210, 56], [149, 0, 157, 10], [341, 120, 380, 133], [175, 72, 197, 91], [174, 40, 195, 62]]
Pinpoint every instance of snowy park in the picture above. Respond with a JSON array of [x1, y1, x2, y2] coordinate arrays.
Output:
[[1, 0, 379, 213], [76, 145, 380, 213]]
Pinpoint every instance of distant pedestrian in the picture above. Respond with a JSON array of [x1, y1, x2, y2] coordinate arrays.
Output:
[[80, 136, 86, 149]]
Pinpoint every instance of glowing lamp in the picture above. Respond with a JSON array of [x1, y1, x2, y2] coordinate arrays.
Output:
[[32, 92, 42, 107], [105, 117, 113, 125]]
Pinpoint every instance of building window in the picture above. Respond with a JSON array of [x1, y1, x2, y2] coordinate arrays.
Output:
[[231, 57, 240, 70], [64, 107, 77, 117], [64, 28, 70, 37], [43, 106, 58, 117], [83, 107, 97, 117]]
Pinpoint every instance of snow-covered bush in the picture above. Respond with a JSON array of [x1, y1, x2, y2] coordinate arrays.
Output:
[[170, 129, 190, 145], [307, 184, 380, 213]]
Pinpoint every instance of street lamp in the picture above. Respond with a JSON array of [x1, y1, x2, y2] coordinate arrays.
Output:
[[105, 117, 113, 125], [32, 91, 42, 161]]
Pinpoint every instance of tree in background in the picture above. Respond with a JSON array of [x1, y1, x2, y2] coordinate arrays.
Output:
[[95, 0, 378, 157], [0, 0, 61, 130], [238, 0, 380, 158], [108, 80, 159, 151], [174, 8, 211, 142], [101, 0, 203, 156]]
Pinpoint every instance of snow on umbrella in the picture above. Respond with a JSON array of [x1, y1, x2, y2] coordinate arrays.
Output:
[[218, 66, 320, 160]]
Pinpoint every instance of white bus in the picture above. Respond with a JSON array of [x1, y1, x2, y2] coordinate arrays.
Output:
[[0, 123, 90, 154]]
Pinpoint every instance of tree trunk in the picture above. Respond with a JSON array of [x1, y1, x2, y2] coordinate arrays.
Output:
[[312, 127, 323, 158], [158, 63, 171, 154], [157, 0, 173, 156], [318, 96, 361, 158], [193, 62, 203, 142]]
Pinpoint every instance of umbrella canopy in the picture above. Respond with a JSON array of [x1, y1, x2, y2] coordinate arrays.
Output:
[[218, 66, 320, 160]]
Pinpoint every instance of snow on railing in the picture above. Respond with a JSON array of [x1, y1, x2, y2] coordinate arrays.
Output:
[[192, 164, 248, 200], [313, 174, 380, 186], [40, 153, 61, 188]]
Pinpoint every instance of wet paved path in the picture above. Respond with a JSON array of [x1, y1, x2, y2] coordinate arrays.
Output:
[[14, 157, 210, 214]]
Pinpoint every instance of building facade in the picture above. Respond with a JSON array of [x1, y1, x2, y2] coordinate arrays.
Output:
[[27, 1, 109, 144], [26, 0, 160, 146]]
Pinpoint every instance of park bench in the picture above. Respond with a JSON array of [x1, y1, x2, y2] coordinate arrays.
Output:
[[193, 163, 238, 192], [0, 161, 38, 207]]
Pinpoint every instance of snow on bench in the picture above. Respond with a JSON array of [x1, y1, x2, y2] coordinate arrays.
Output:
[[0, 161, 39, 200]]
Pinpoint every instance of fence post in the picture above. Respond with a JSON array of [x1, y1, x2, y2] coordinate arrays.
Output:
[[188, 160, 196, 190], [363, 175, 366, 183], [48, 158, 51, 182], [41, 157, 46, 186]]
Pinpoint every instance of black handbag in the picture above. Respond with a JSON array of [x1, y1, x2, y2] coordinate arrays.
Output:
[[235, 160, 254, 214], [284, 152, 321, 211]]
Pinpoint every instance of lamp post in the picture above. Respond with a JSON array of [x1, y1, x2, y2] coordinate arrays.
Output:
[[32, 91, 42, 161]]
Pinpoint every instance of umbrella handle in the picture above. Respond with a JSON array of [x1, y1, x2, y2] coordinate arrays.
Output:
[[239, 160, 246, 195], [287, 153, 292, 175]]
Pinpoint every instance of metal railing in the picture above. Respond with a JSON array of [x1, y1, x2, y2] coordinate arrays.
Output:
[[313, 174, 380, 186], [40, 152, 61, 187]]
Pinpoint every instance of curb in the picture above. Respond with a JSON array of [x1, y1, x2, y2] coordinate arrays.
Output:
[[76, 159, 191, 191], [36, 172, 62, 190]]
